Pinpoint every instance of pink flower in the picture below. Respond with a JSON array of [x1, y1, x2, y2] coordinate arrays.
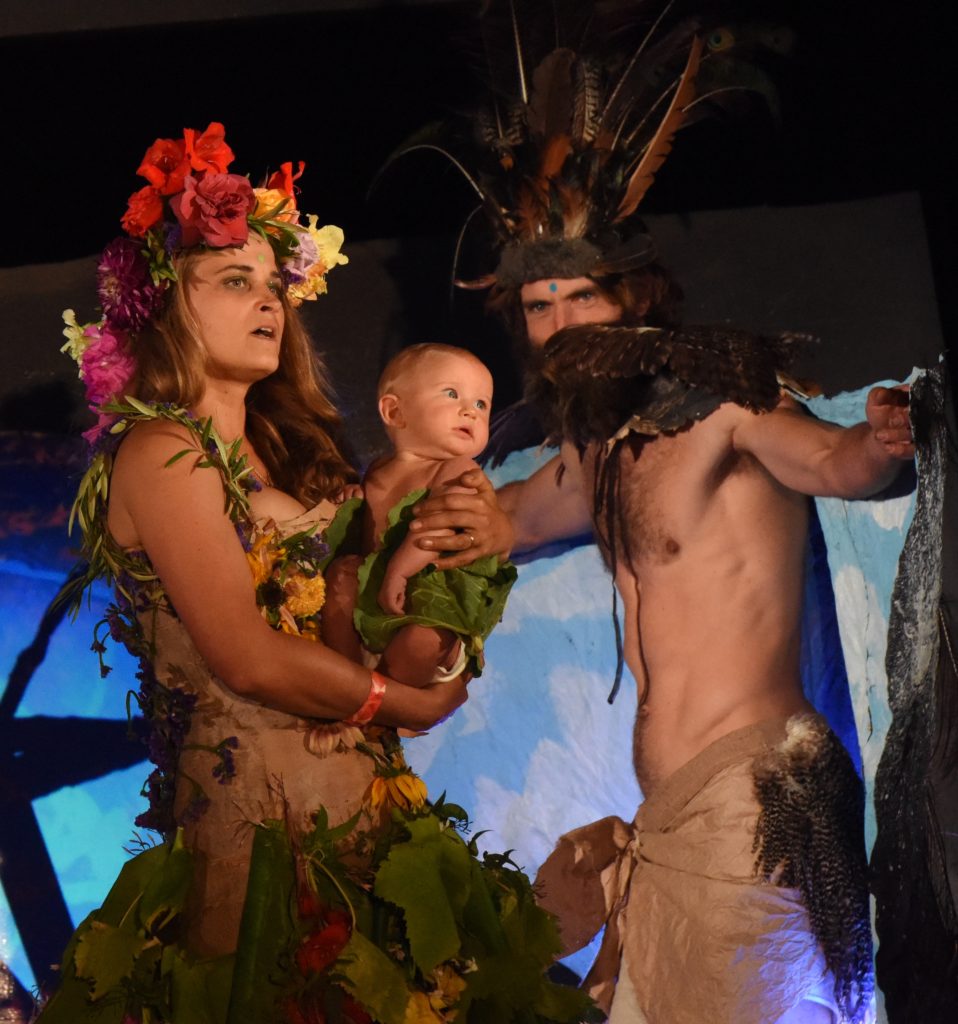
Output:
[[80, 325, 136, 411], [170, 173, 255, 247]]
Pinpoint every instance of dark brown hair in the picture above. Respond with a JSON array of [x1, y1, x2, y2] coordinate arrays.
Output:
[[130, 249, 356, 504]]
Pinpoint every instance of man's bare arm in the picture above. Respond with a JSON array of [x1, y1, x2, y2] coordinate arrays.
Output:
[[498, 449, 592, 553], [732, 387, 914, 499]]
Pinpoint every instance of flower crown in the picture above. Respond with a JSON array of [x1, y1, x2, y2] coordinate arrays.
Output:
[[62, 122, 348, 445]]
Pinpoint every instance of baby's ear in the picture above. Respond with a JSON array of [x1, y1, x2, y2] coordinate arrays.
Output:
[[378, 393, 404, 428]]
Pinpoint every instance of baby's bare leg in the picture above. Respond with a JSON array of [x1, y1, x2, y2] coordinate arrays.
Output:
[[378, 625, 460, 689], [321, 555, 364, 663]]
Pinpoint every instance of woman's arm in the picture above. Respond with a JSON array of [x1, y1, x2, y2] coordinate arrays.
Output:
[[109, 422, 465, 731]]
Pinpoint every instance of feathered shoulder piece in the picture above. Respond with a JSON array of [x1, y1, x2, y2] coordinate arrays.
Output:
[[527, 322, 815, 449]]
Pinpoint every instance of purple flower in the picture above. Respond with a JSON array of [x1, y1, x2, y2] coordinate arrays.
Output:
[[97, 237, 165, 332], [212, 736, 239, 784], [282, 226, 320, 284]]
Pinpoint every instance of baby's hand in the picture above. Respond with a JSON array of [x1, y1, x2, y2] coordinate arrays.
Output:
[[334, 483, 364, 504], [378, 567, 409, 616]]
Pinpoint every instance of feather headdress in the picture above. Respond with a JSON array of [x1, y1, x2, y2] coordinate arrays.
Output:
[[389, 0, 780, 288]]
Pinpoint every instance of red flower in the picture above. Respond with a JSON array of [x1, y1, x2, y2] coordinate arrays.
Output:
[[266, 160, 305, 201], [170, 173, 255, 248], [295, 917, 351, 976], [121, 186, 163, 237], [297, 887, 324, 920], [136, 137, 189, 195], [184, 121, 234, 175]]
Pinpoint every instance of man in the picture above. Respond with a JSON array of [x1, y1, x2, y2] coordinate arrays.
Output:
[[404, 10, 914, 1021], [415, 264, 911, 1022]]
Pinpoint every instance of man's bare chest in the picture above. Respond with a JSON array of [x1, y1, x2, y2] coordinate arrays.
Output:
[[586, 424, 739, 566]]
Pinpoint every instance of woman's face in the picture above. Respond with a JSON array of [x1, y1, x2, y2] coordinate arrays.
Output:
[[186, 233, 285, 386]]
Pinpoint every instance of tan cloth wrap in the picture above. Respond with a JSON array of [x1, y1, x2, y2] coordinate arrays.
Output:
[[536, 716, 834, 1023]]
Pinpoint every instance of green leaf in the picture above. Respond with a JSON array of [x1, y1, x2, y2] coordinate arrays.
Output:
[[170, 952, 235, 1024], [318, 496, 365, 569], [124, 395, 158, 417], [374, 823, 471, 972], [459, 858, 507, 956], [352, 491, 516, 676], [226, 822, 296, 1024], [164, 447, 195, 468], [97, 839, 176, 927], [334, 930, 410, 1024], [73, 921, 148, 999], [137, 839, 193, 932]]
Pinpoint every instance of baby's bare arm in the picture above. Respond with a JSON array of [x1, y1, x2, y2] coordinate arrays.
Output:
[[378, 456, 479, 615]]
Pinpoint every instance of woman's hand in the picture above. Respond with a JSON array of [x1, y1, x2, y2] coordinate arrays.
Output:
[[388, 672, 468, 732], [408, 468, 514, 570]]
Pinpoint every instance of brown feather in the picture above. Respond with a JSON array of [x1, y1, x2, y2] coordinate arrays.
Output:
[[528, 48, 576, 139], [537, 134, 573, 181], [615, 35, 703, 220]]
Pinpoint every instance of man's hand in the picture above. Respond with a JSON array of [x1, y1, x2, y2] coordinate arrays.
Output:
[[409, 468, 514, 570], [867, 385, 915, 461]]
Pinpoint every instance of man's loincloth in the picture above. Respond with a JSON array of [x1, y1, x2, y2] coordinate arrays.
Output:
[[535, 715, 873, 1023]]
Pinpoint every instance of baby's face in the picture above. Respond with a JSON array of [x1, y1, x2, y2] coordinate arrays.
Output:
[[388, 351, 493, 460]]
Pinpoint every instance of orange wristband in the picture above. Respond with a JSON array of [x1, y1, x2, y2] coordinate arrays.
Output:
[[344, 670, 388, 726]]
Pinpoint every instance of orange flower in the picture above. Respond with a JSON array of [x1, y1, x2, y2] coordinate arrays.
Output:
[[286, 572, 326, 618], [136, 137, 188, 195], [266, 160, 305, 200], [121, 186, 164, 238], [365, 770, 428, 813], [184, 121, 234, 175]]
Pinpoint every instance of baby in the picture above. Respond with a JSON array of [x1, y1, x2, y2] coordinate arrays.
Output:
[[322, 344, 514, 687]]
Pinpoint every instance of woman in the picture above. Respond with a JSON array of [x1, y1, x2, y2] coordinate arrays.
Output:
[[41, 124, 587, 1024]]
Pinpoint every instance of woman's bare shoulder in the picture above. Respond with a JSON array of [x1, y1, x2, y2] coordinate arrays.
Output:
[[111, 416, 204, 478]]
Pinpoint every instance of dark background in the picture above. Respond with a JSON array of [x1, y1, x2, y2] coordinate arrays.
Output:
[[1, 0, 954, 385]]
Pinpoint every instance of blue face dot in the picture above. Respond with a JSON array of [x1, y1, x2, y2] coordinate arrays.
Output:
[[549, 282, 558, 292]]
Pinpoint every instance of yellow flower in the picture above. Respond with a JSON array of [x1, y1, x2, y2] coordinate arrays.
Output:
[[245, 533, 278, 587], [427, 965, 467, 1014], [365, 770, 428, 813], [403, 991, 444, 1024], [286, 571, 326, 617], [310, 220, 349, 272], [60, 309, 91, 366], [287, 218, 349, 304]]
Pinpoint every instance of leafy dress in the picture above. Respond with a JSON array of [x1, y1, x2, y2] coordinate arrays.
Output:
[[38, 402, 595, 1024]]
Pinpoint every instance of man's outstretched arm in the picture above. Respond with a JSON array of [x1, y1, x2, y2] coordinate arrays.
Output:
[[731, 386, 915, 499]]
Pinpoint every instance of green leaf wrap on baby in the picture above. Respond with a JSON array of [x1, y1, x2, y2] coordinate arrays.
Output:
[[325, 490, 516, 677]]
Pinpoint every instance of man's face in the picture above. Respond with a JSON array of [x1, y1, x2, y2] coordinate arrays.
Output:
[[520, 276, 623, 347]]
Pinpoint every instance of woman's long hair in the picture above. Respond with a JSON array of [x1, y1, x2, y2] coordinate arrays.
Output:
[[130, 249, 356, 505]]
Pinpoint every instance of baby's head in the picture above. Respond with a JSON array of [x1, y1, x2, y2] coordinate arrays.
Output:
[[378, 343, 493, 459]]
